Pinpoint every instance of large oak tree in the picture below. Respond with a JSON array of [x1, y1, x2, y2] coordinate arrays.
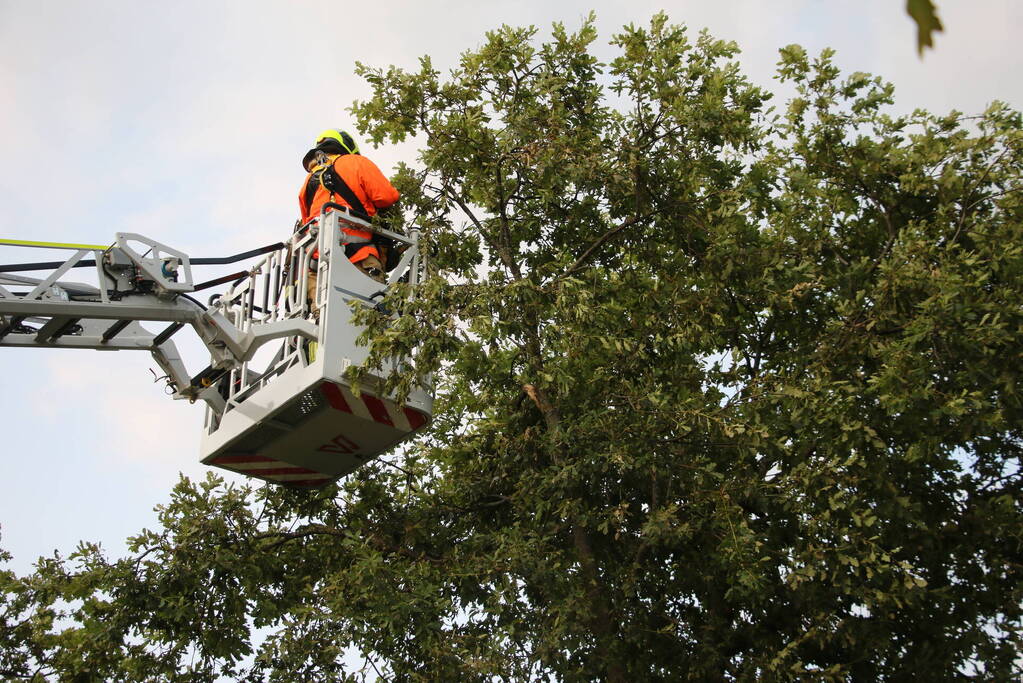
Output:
[[2, 14, 1021, 681]]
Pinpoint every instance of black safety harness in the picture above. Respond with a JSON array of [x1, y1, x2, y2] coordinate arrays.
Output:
[[303, 160, 394, 262]]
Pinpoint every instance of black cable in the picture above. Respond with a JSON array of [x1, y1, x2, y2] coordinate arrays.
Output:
[[0, 258, 98, 273], [0, 242, 285, 274], [194, 270, 249, 291], [101, 256, 124, 300], [178, 293, 208, 311], [190, 243, 285, 265]]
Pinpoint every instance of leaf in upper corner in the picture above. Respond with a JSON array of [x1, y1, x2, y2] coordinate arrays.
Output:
[[906, 0, 944, 56]]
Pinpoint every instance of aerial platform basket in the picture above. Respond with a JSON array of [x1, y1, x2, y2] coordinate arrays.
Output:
[[198, 208, 433, 487]]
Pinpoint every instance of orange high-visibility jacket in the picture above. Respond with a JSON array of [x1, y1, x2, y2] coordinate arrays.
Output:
[[298, 154, 400, 262]]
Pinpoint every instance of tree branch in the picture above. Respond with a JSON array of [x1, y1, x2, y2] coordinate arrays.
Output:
[[556, 212, 657, 280]]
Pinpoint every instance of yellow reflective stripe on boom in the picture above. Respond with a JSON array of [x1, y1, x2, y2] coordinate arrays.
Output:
[[0, 238, 111, 251]]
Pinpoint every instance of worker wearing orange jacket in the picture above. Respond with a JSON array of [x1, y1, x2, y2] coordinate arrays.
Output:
[[299, 129, 399, 282]]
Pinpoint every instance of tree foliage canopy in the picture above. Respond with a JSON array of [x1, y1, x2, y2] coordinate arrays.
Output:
[[2, 13, 1021, 681]]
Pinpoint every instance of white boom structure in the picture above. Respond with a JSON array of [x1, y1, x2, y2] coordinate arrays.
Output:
[[0, 208, 432, 487]]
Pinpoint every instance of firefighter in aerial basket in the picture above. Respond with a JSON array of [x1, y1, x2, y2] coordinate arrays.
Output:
[[298, 128, 400, 312]]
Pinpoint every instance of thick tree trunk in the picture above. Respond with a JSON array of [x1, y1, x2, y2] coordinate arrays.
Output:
[[573, 524, 627, 683]]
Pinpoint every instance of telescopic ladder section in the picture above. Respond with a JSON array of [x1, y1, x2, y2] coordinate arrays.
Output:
[[0, 210, 433, 488]]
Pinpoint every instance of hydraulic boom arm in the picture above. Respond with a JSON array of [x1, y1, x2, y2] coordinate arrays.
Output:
[[0, 233, 317, 412]]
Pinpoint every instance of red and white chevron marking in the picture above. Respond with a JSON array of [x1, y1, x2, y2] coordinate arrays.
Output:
[[318, 382, 429, 431], [207, 454, 334, 487], [210, 384, 428, 488]]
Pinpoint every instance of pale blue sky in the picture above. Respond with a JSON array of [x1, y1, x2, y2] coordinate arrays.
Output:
[[1, 0, 1020, 574]]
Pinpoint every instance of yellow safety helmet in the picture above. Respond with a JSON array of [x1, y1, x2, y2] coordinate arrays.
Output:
[[315, 129, 359, 155], [302, 128, 359, 170]]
